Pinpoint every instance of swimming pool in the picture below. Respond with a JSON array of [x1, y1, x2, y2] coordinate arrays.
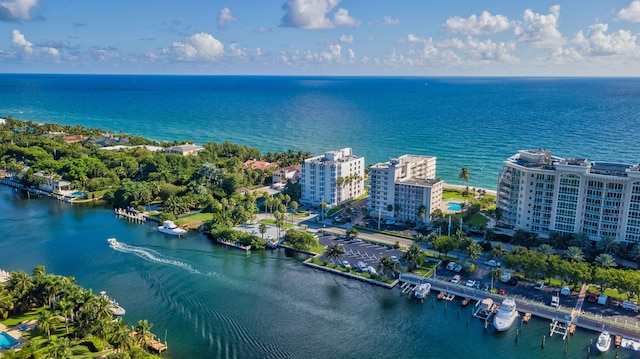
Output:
[[447, 202, 463, 211], [0, 331, 19, 349], [70, 191, 86, 198]]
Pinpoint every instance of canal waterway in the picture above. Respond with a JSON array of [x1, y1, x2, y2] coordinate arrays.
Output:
[[0, 187, 635, 358]]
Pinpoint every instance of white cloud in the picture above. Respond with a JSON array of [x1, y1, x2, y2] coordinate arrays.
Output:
[[514, 5, 565, 48], [281, 0, 361, 29], [254, 26, 271, 33], [228, 42, 247, 57], [256, 48, 262, 56], [165, 33, 224, 61], [217, 7, 237, 30], [443, 11, 510, 35], [573, 23, 639, 56], [1, 0, 39, 21], [339, 34, 353, 43], [618, 1, 640, 22], [11, 29, 60, 61], [382, 16, 399, 25], [89, 46, 120, 62]]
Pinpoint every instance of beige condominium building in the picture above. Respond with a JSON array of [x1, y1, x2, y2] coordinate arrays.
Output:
[[497, 149, 640, 243], [300, 148, 365, 208], [369, 154, 443, 225]]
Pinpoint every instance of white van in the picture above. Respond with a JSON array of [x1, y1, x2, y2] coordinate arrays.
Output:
[[622, 301, 638, 312]]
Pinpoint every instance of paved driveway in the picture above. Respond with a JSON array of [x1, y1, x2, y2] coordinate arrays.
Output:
[[317, 234, 405, 271]]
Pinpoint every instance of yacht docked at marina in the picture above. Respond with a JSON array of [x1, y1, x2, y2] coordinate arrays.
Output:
[[413, 283, 431, 299], [596, 331, 611, 353], [493, 298, 519, 332], [158, 220, 187, 236]]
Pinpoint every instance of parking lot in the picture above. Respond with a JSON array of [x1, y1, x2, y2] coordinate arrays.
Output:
[[316, 233, 405, 273]]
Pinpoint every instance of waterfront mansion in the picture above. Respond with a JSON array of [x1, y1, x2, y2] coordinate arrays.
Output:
[[497, 149, 640, 243]]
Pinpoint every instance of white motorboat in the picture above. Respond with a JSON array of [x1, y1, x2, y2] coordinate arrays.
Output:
[[414, 283, 431, 299], [596, 331, 611, 352], [493, 298, 519, 332], [107, 238, 121, 248], [158, 220, 187, 236], [100, 291, 126, 317]]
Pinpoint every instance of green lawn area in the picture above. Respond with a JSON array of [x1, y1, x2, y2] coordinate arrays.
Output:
[[310, 243, 325, 254], [466, 212, 489, 227], [260, 219, 295, 229], [442, 188, 474, 201], [1, 308, 44, 328], [176, 212, 214, 222]]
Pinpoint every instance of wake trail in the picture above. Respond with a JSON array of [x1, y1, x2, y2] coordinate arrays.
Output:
[[111, 242, 211, 275]]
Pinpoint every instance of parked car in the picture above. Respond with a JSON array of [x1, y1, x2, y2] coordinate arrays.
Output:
[[500, 273, 511, 283], [450, 275, 461, 284], [498, 288, 507, 295], [586, 292, 598, 302], [507, 276, 521, 286], [454, 264, 463, 273], [485, 260, 502, 267], [551, 295, 560, 307], [622, 301, 639, 312], [367, 266, 378, 275], [598, 294, 608, 305], [357, 261, 368, 272], [481, 283, 490, 291], [560, 286, 570, 296], [390, 256, 400, 264], [446, 262, 457, 271], [534, 281, 545, 290], [465, 280, 476, 287], [341, 261, 351, 269]]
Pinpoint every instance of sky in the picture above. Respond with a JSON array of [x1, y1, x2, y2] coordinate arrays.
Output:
[[1, 0, 640, 76]]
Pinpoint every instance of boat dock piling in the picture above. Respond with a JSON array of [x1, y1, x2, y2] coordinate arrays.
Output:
[[115, 208, 146, 223], [404, 276, 640, 341], [549, 318, 570, 340]]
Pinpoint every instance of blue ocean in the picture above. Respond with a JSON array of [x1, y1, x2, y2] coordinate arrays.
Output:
[[2, 74, 640, 189], [2, 75, 640, 358]]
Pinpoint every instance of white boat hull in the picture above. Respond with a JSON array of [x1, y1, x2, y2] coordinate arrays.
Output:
[[158, 227, 187, 236], [596, 332, 611, 352]]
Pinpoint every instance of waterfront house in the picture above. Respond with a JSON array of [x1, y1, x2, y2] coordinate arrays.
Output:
[[164, 144, 205, 156], [243, 159, 278, 171], [272, 164, 301, 185], [34, 171, 71, 193]]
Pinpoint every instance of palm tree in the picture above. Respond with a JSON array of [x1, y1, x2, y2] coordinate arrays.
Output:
[[38, 309, 59, 340], [0, 288, 14, 319], [320, 201, 328, 220], [564, 246, 584, 263], [404, 243, 425, 271], [489, 268, 504, 290], [109, 319, 135, 353], [377, 256, 400, 278], [46, 337, 73, 359], [324, 243, 346, 265], [57, 299, 74, 334], [538, 244, 554, 256], [259, 223, 267, 239], [394, 204, 402, 220], [572, 231, 592, 250], [458, 167, 470, 196], [346, 227, 359, 240], [490, 243, 506, 260], [595, 253, 617, 269], [597, 236, 618, 255], [135, 319, 154, 348], [465, 241, 483, 263]]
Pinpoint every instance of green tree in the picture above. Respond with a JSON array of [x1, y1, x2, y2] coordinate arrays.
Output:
[[259, 223, 267, 239], [465, 241, 483, 263], [377, 256, 400, 278], [490, 243, 506, 260], [432, 236, 457, 259], [324, 243, 346, 265], [404, 243, 425, 271], [538, 244, 554, 256], [458, 167, 470, 195], [346, 227, 359, 240], [489, 267, 504, 290], [134, 319, 154, 348], [45, 337, 73, 359], [284, 229, 319, 251], [0, 288, 14, 319], [38, 309, 59, 340], [597, 236, 618, 255], [595, 253, 617, 268], [109, 319, 135, 353], [564, 246, 584, 263]]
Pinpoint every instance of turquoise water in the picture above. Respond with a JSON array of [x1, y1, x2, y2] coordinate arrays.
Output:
[[2, 75, 640, 189], [0, 331, 19, 349], [0, 187, 636, 358], [448, 202, 463, 211]]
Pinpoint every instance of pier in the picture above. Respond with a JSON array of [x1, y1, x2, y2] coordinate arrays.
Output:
[[399, 276, 640, 340], [216, 238, 251, 251], [115, 208, 146, 223]]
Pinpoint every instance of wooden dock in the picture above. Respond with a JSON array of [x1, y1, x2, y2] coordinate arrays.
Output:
[[216, 238, 251, 251], [549, 319, 570, 340], [115, 208, 146, 222]]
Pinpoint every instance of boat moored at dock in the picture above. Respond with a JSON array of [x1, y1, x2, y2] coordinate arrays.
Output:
[[596, 331, 611, 352], [413, 283, 431, 299], [158, 220, 187, 236], [493, 298, 519, 332], [100, 291, 126, 317]]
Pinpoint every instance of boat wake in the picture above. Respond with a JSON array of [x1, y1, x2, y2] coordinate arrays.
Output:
[[111, 242, 203, 275]]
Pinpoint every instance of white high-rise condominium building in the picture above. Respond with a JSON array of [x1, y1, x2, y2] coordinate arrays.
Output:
[[369, 154, 443, 225], [300, 148, 365, 208], [497, 149, 640, 244]]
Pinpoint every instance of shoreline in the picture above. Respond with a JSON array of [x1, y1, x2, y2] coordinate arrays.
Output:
[[443, 182, 497, 196]]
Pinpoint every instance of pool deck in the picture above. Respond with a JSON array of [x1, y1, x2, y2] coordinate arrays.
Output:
[[0, 319, 37, 348]]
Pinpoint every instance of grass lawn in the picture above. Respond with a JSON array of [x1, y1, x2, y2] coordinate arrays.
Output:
[[310, 243, 325, 254], [466, 212, 489, 227], [1, 308, 44, 328], [176, 212, 214, 222], [260, 219, 295, 229], [442, 188, 474, 202]]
